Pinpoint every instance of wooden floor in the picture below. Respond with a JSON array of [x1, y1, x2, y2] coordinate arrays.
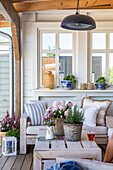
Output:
[[0, 146, 33, 170], [0, 144, 106, 170]]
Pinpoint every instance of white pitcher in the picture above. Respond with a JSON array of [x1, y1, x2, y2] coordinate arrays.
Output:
[[46, 126, 54, 140]]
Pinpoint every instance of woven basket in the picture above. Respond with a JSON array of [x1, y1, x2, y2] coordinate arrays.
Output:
[[63, 123, 83, 141], [53, 118, 65, 136]]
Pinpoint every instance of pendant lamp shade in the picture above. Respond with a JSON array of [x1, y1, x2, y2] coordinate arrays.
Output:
[[61, 0, 96, 31], [61, 13, 96, 31]]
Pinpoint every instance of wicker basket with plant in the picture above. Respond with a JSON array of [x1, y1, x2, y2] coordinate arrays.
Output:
[[63, 105, 84, 141]]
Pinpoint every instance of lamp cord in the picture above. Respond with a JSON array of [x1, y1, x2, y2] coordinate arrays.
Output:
[[76, 0, 79, 14]]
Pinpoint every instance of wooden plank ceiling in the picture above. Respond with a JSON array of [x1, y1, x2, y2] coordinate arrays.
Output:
[[0, 0, 113, 27]]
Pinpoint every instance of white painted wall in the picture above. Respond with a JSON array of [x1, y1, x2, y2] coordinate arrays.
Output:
[[21, 10, 113, 113]]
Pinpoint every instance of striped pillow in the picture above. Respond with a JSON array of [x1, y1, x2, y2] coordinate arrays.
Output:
[[25, 102, 46, 126]]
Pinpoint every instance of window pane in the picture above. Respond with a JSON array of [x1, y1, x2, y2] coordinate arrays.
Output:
[[42, 53, 56, 86], [42, 33, 56, 50], [109, 53, 113, 85], [92, 33, 106, 49], [59, 53, 72, 83], [59, 33, 72, 50], [109, 33, 113, 49], [92, 53, 105, 82], [0, 41, 10, 120]]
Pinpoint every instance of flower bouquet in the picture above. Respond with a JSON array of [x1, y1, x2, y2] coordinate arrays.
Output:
[[42, 108, 55, 139], [0, 111, 20, 132], [43, 101, 73, 136]]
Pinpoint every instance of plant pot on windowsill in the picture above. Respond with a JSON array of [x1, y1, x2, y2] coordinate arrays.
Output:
[[61, 75, 76, 90], [95, 77, 107, 90], [95, 83, 107, 90], [61, 80, 76, 90]]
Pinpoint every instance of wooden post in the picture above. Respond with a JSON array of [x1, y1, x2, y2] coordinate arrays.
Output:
[[11, 24, 21, 118]]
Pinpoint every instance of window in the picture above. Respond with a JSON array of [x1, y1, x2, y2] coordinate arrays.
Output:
[[91, 32, 113, 85], [40, 32, 73, 87], [0, 28, 14, 120]]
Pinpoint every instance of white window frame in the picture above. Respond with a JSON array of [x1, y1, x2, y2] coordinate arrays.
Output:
[[90, 30, 113, 85], [40, 30, 75, 87], [0, 32, 14, 117]]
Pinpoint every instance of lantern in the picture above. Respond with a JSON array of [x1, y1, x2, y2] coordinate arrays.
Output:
[[2, 137, 17, 156]]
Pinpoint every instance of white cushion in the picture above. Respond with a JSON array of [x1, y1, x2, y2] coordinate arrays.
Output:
[[83, 106, 100, 127], [83, 126, 107, 135], [27, 125, 47, 135], [108, 128, 113, 139], [82, 97, 112, 126]]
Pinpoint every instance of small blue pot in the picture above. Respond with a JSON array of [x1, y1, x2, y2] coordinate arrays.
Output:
[[61, 80, 75, 90], [95, 83, 107, 90]]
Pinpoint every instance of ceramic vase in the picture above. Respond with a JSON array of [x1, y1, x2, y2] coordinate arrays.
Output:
[[46, 126, 54, 140]]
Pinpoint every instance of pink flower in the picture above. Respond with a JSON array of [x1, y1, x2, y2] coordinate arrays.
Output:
[[65, 110, 69, 116], [49, 112, 54, 116], [53, 108, 58, 112], [42, 117, 45, 121], [5, 116, 8, 119], [46, 108, 52, 113], [50, 119, 54, 123], [12, 125, 14, 129], [53, 101, 61, 108], [65, 101, 73, 107], [59, 106, 65, 111]]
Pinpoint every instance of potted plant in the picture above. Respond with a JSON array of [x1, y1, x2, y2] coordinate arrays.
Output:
[[43, 109, 55, 140], [0, 111, 20, 132], [63, 105, 84, 141], [52, 101, 73, 136], [95, 77, 107, 89], [61, 75, 76, 90], [5, 129, 20, 150]]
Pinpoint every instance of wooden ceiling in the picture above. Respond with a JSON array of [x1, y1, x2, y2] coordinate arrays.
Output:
[[11, 0, 113, 12], [0, 0, 113, 27]]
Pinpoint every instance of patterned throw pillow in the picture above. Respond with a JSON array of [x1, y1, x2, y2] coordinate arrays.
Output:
[[81, 97, 112, 126], [25, 102, 46, 126]]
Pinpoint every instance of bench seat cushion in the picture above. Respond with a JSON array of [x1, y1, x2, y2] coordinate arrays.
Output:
[[83, 126, 107, 135], [27, 125, 107, 135], [27, 125, 47, 135], [108, 128, 113, 139]]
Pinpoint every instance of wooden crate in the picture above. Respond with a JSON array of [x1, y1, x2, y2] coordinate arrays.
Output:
[[33, 129, 102, 170]]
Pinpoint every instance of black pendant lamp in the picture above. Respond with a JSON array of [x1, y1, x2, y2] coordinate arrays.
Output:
[[61, 0, 96, 31]]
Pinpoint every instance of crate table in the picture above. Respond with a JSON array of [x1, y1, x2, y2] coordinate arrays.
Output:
[[33, 129, 102, 170]]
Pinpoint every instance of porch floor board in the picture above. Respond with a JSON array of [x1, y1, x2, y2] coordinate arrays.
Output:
[[0, 146, 33, 170]]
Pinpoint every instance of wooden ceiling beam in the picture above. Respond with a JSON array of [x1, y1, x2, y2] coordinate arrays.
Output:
[[0, 21, 10, 27], [0, 14, 6, 21], [12, 0, 38, 3], [12, 0, 113, 13], [0, 0, 20, 30]]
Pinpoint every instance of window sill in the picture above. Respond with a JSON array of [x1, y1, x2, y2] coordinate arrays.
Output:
[[34, 86, 113, 93]]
